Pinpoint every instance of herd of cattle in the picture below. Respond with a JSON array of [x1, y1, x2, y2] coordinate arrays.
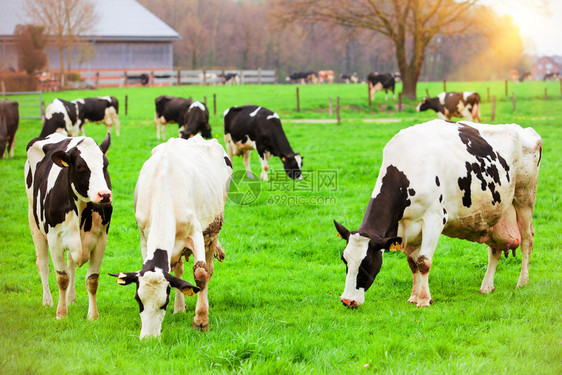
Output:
[[0, 76, 542, 339]]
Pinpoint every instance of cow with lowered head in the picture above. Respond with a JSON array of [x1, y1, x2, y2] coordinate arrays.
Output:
[[224, 105, 303, 181], [154, 95, 212, 140], [25, 132, 112, 320], [110, 135, 232, 339], [41, 98, 80, 137], [417, 91, 482, 122], [0, 99, 19, 158], [335, 119, 541, 309]]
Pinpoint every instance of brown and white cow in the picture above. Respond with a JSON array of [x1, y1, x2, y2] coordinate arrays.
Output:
[[110, 135, 232, 339], [0, 99, 19, 158], [317, 70, 335, 83], [334, 120, 541, 308], [417, 92, 482, 122], [26, 133, 112, 319]]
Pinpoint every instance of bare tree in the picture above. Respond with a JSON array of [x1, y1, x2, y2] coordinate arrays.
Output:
[[24, 0, 98, 76], [272, 0, 480, 98]]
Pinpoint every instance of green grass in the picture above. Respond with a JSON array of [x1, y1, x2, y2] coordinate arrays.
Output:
[[1, 81, 561, 374]]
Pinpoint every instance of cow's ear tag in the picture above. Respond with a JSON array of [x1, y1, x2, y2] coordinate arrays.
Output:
[[337, 232, 343, 239], [61, 160, 69, 167], [281, 157, 286, 162], [389, 242, 402, 252], [182, 288, 195, 297]]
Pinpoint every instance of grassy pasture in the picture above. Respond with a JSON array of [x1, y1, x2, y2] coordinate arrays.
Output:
[[0, 81, 561, 374]]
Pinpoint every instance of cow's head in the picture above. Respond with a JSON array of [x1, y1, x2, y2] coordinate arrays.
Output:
[[281, 153, 303, 180], [334, 220, 401, 308], [416, 99, 430, 112], [179, 101, 212, 139], [109, 251, 199, 339], [51, 133, 112, 204]]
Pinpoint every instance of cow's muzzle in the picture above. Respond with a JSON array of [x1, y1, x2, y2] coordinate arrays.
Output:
[[96, 190, 112, 204], [341, 298, 360, 309]]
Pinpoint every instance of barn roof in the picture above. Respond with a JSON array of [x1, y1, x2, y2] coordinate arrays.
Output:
[[0, 0, 180, 42]]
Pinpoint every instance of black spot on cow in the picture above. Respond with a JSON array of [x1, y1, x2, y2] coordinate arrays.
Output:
[[80, 202, 113, 233], [439, 195, 443, 203], [141, 249, 170, 274], [435, 176, 440, 186], [408, 188, 416, 196], [224, 156, 232, 168], [443, 208, 447, 215], [457, 124, 509, 207], [443, 217, 447, 225], [538, 147, 542, 167], [161, 285, 171, 310], [26, 168, 32, 189], [358, 165, 411, 238]]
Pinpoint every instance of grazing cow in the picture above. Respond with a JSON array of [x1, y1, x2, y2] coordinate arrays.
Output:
[[417, 92, 482, 122], [110, 135, 232, 339], [25, 132, 112, 319], [340, 73, 359, 84], [543, 72, 560, 81], [0, 100, 19, 158], [74, 96, 120, 136], [155, 95, 192, 140], [41, 98, 80, 137], [286, 71, 318, 84], [367, 72, 398, 101], [519, 72, 532, 82], [179, 101, 212, 139], [219, 72, 240, 85], [334, 120, 541, 309], [224, 105, 303, 181], [317, 70, 335, 83]]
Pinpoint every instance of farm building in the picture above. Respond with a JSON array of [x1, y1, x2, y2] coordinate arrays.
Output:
[[531, 56, 561, 80], [0, 0, 180, 73]]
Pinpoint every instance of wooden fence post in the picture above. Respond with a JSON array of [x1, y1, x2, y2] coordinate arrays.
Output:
[[124, 71, 128, 87], [202, 70, 207, 85], [95, 72, 100, 88], [329, 97, 333, 116], [150, 71, 154, 87], [512, 92, 516, 112], [487, 87, 490, 102], [177, 70, 181, 86], [336, 96, 341, 124], [491, 96, 496, 121], [213, 94, 217, 116], [368, 84, 372, 107], [443, 80, 447, 92], [398, 93, 403, 112], [125, 95, 128, 116], [505, 80, 508, 97], [296, 87, 300, 112], [258, 68, 262, 84]]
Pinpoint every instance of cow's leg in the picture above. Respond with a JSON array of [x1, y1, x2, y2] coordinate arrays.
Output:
[[85, 233, 106, 321], [479, 247, 502, 293], [48, 234, 71, 318], [214, 240, 225, 262], [154, 114, 161, 140], [461, 106, 473, 121], [243, 151, 254, 179], [436, 112, 448, 121], [30, 220, 52, 306], [407, 256, 422, 304], [416, 219, 442, 307], [472, 103, 481, 122], [385, 91, 388, 101], [172, 259, 186, 314], [516, 205, 535, 288], [66, 257, 77, 305], [259, 151, 271, 181], [190, 230, 210, 331], [193, 242, 215, 332], [8, 132, 16, 157]]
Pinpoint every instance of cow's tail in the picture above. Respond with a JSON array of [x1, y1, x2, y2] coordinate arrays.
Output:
[[112, 97, 119, 114]]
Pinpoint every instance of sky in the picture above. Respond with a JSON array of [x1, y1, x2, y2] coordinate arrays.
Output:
[[489, 0, 562, 56]]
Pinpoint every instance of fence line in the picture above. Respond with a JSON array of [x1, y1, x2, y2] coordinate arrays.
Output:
[[0, 91, 43, 119]]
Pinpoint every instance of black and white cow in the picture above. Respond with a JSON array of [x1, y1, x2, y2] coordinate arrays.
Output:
[[286, 72, 318, 84], [334, 120, 541, 309], [219, 72, 240, 85], [74, 96, 120, 136], [179, 101, 212, 139], [367, 72, 398, 101], [0, 99, 19, 158], [25, 133, 112, 320], [416, 92, 482, 123], [224, 105, 303, 181], [41, 98, 80, 137], [110, 135, 232, 339]]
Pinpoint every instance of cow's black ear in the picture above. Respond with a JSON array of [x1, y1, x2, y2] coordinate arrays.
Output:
[[99, 132, 111, 155], [382, 237, 402, 251], [334, 220, 350, 240], [164, 273, 200, 297], [51, 150, 70, 168], [108, 272, 139, 285]]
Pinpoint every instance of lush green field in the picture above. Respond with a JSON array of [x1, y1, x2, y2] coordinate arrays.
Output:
[[1, 81, 561, 374]]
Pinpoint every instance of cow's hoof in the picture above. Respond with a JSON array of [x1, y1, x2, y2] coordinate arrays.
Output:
[[516, 278, 529, 288], [214, 247, 225, 262], [407, 296, 418, 304], [479, 286, 495, 294], [55, 314, 67, 320], [192, 321, 209, 332], [87, 312, 99, 321], [416, 299, 432, 308], [43, 297, 54, 307]]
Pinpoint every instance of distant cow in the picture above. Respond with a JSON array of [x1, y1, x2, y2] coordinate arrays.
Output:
[[286, 72, 317, 84], [0, 100, 19, 158], [367, 72, 398, 101], [154, 95, 211, 140], [219, 72, 240, 85], [417, 92, 481, 122], [543, 72, 560, 81], [74, 96, 120, 136], [41, 98, 80, 137], [334, 120, 541, 309], [519, 72, 532, 82], [340, 73, 359, 84], [110, 135, 232, 339], [224, 105, 303, 181], [317, 70, 335, 83], [25, 133, 112, 319]]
